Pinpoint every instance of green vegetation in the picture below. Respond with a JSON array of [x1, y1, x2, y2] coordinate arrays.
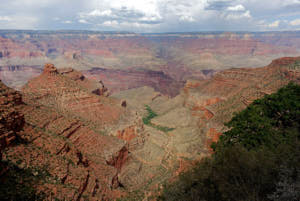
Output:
[[117, 190, 145, 201], [0, 161, 48, 201], [159, 82, 300, 201], [143, 105, 158, 124], [213, 82, 300, 151], [143, 105, 175, 133]]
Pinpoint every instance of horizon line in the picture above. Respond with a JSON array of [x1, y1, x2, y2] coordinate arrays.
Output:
[[0, 29, 300, 34]]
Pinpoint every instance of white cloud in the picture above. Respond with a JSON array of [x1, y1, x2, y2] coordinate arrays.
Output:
[[0, 16, 12, 21], [120, 21, 158, 29], [77, 0, 164, 31], [63, 20, 72, 24], [1, 0, 300, 31], [83, 9, 114, 17], [107, 0, 161, 18], [0, 15, 38, 29], [179, 15, 195, 22], [227, 5, 246, 11], [78, 19, 88, 24], [225, 10, 252, 20], [269, 20, 280, 28], [11, 0, 60, 7], [102, 20, 119, 26], [290, 19, 300, 26]]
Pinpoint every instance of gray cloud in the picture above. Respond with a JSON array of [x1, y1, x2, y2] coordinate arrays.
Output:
[[79, 7, 163, 26], [206, 0, 235, 11], [0, 0, 300, 32]]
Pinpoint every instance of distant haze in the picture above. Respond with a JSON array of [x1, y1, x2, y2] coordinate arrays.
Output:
[[0, 0, 300, 32]]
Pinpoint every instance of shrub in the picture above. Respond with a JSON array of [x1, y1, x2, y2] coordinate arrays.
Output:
[[160, 82, 300, 201]]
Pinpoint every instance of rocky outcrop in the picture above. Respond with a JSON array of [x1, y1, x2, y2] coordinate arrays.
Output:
[[0, 81, 24, 159], [43, 63, 58, 74], [22, 64, 124, 129], [1, 56, 300, 200], [108, 56, 300, 195], [179, 56, 300, 150], [1, 64, 146, 200]]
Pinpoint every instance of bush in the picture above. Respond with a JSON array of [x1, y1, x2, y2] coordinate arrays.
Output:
[[213, 82, 300, 151], [0, 161, 46, 201], [159, 82, 300, 201], [142, 105, 175, 132]]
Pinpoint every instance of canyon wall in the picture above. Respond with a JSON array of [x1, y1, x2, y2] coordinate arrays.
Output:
[[1, 31, 300, 97], [1, 57, 300, 200], [1, 64, 145, 200], [111, 56, 300, 197]]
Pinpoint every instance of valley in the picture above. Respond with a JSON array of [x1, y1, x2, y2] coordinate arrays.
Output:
[[1, 54, 300, 200], [2, 0, 300, 198], [1, 31, 300, 97]]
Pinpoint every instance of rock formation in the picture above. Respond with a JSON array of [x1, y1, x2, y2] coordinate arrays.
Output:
[[0, 80, 24, 160], [111, 56, 300, 195], [1, 57, 300, 200], [1, 64, 145, 200], [1, 30, 300, 97]]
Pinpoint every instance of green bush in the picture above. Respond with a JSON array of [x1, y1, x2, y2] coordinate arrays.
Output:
[[159, 82, 300, 201], [142, 105, 158, 125], [0, 161, 47, 201], [142, 105, 174, 133], [213, 82, 300, 151]]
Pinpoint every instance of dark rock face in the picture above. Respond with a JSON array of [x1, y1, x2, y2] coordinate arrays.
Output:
[[0, 78, 25, 152], [0, 81, 24, 161], [83, 68, 215, 97], [83, 67, 188, 97], [121, 100, 127, 108]]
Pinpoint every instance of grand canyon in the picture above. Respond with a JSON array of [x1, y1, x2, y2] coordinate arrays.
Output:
[[1, 31, 300, 95], [0, 29, 300, 200]]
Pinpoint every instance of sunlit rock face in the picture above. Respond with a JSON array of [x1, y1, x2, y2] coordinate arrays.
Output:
[[110, 56, 300, 193], [1, 30, 300, 96], [1, 56, 300, 199], [1, 64, 145, 200]]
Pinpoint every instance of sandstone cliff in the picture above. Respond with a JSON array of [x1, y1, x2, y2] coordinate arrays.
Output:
[[110, 56, 300, 197], [1, 57, 300, 200], [1, 31, 300, 98], [1, 64, 146, 200], [0, 80, 24, 161]]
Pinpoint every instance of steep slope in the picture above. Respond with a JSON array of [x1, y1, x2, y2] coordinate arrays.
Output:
[[1, 57, 300, 200], [83, 67, 186, 97], [1, 64, 146, 200], [22, 64, 125, 130], [0, 36, 44, 59], [110, 57, 300, 198], [150, 57, 300, 152], [0, 80, 24, 160]]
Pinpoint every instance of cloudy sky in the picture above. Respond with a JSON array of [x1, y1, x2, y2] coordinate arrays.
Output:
[[0, 0, 300, 32]]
